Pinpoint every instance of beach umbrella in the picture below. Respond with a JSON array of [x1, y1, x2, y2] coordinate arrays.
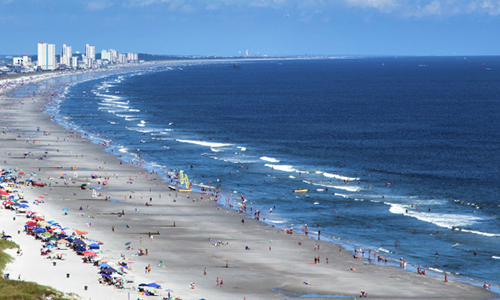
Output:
[[165, 289, 174, 293], [35, 228, 46, 233], [138, 283, 149, 287], [148, 283, 161, 288], [101, 273, 110, 278], [62, 208, 69, 212], [98, 262, 111, 268], [83, 251, 97, 257], [33, 217, 44, 221], [1, 235, 12, 239], [0, 190, 9, 196], [5, 200, 14, 205], [19, 204, 29, 208], [75, 229, 88, 235], [75, 246, 86, 252], [103, 267, 117, 273], [73, 238, 86, 245], [20, 200, 28, 203], [89, 243, 100, 249]]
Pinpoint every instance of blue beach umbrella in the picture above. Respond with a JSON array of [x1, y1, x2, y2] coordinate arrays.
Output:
[[148, 283, 161, 288], [99, 263, 111, 268], [35, 228, 45, 233], [19, 204, 29, 208], [89, 243, 100, 249]]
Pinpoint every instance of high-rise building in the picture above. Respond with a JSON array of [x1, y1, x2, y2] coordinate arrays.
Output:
[[37, 42, 56, 70], [85, 44, 95, 60], [101, 50, 111, 62], [60, 44, 72, 66], [109, 49, 118, 63], [71, 57, 78, 69]]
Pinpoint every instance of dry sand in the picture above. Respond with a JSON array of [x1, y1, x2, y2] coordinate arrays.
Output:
[[0, 70, 496, 300]]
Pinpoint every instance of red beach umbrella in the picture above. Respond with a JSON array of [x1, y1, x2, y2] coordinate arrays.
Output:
[[83, 251, 97, 257], [0, 190, 9, 196]]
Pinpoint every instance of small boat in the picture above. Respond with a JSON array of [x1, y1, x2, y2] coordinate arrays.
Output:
[[294, 189, 309, 193]]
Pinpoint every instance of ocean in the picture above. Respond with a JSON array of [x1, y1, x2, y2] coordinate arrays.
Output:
[[43, 57, 500, 288]]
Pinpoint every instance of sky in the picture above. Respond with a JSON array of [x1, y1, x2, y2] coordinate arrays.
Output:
[[1, 0, 500, 56]]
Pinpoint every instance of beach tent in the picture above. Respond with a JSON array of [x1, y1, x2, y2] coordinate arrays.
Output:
[[89, 243, 100, 249]]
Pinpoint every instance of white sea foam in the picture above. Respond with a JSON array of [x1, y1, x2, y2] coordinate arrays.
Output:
[[210, 147, 223, 152], [428, 267, 444, 273], [176, 139, 232, 148], [460, 229, 500, 237], [237, 146, 247, 151], [492, 256, 500, 260], [323, 172, 359, 181], [260, 156, 280, 163], [387, 203, 492, 233], [289, 175, 296, 179], [212, 156, 256, 164], [301, 180, 361, 192], [334, 193, 349, 198], [264, 164, 296, 172]]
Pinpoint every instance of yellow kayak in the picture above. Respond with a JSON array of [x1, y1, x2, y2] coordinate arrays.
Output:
[[294, 189, 309, 193], [179, 189, 192, 192]]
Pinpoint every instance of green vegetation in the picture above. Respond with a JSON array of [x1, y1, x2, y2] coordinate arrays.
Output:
[[0, 239, 74, 300]]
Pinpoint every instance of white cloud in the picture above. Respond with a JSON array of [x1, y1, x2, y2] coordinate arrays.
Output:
[[344, 0, 500, 17], [345, 0, 398, 12], [86, 1, 112, 11], [124, 0, 500, 17]]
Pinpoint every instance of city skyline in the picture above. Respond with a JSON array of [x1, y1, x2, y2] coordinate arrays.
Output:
[[1, 0, 500, 56]]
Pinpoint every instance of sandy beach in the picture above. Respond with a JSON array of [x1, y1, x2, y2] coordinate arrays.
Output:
[[0, 69, 496, 300]]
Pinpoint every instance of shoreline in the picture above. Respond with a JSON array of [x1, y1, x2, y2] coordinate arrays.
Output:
[[0, 66, 497, 299]]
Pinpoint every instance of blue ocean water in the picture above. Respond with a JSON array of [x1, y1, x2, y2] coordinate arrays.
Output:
[[47, 58, 500, 287]]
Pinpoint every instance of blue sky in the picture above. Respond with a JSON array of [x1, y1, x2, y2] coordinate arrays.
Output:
[[1, 0, 500, 56]]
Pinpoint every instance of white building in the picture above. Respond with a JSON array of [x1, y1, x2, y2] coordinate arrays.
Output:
[[109, 49, 118, 64], [101, 50, 111, 62], [85, 44, 95, 60], [71, 57, 78, 69], [13, 55, 32, 67], [118, 53, 127, 64], [12, 57, 23, 66], [37, 42, 56, 70], [60, 44, 72, 67], [85, 44, 95, 68]]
